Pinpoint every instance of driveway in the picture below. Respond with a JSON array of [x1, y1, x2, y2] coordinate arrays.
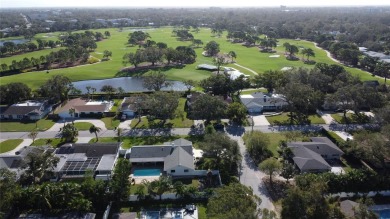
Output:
[[334, 131, 353, 141], [76, 137, 93, 143], [317, 110, 336, 125], [118, 119, 132, 129], [228, 134, 275, 211], [252, 115, 271, 126], [46, 119, 107, 132]]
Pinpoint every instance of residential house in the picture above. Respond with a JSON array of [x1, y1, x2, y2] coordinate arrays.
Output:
[[0, 146, 52, 179], [287, 137, 344, 173], [53, 142, 121, 181], [57, 98, 113, 119], [240, 92, 287, 113], [128, 138, 195, 176], [223, 67, 249, 80], [0, 100, 52, 120], [120, 96, 145, 117]]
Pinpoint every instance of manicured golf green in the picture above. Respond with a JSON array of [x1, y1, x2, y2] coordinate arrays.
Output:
[[0, 27, 384, 89], [0, 139, 23, 153]]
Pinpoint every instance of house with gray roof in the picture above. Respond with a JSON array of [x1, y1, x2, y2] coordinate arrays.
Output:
[[53, 142, 121, 181], [287, 137, 344, 173], [127, 138, 200, 177], [0, 100, 52, 120], [240, 92, 287, 113]]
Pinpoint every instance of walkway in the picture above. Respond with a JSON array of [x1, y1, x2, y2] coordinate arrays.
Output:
[[229, 134, 276, 211], [46, 119, 107, 132], [234, 63, 258, 75], [317, 110, 336, 125]]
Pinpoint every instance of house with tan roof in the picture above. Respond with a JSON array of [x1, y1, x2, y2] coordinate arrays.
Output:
[[57, 98, 113, 119]]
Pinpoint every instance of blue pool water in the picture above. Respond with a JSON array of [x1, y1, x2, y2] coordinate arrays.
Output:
[[133, 169, 161, 177], [376, 209, 390, 219]]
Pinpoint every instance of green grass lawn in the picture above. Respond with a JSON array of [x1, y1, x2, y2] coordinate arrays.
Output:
[[0, 117, 56, 132], [197, 204, 207, 219], [101, 117, 121, 130], [73, 122, 94, 130], [110, 99, 122, 112], [266, 113, 325, 125], [240, 88, 268, 95], [131, 98, 193, 128], [0, 139, 23, 153], [1, 27, 384, 89], [90, 135, 180, 149], [30, 138, 77, 147]]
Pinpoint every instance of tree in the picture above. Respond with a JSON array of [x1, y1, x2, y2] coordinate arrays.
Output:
[[142, 71, 172, 91], [28, 130, 38, 143], [252, 70, 287, 93], [0, 168, 21, 215], [110, 158, 131, 201], [189, 94, 227, 123], [207, 183, 261, 219], [116, 127, 123, 142], [103, 50, 112, 59], [68, 108, 76, 124], [150, 176, 172, 200], [199, 74, 232, 96], [0, 82, 31, 104], [143, 46, 163, 66], [89, 125, 102, 142], [204, 40, 220, 57], [104, 31, 111, 38], [122, 50, 144, 68], [183, 79, 197, 93], [243, 131, 272, 163], [146, 92, 179, 121], [226, 102, 247, 124], [301, 48, 315, 61], [20, 147, 60, 185], [39, 75, 72, 103], [100, 85, 117, 100], [231, 75, 250, 95], [61, 123, 78, 142], [192, 39, 203, 48], [164, 47, 177, 65], [280, 162, 296, 182], [259, 158, 282, 186], [228, 51, 237, 63], [128, 31, 150, 47], [213, 56, 226, 74], [374, 61, 390, 84]]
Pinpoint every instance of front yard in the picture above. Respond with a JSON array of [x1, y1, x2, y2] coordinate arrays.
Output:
[[30, 138, 77, 147], [0, 117, 56, 132], [266, 112, 325, 125], [0, 139, 23, 153], [130, 98, 193, 129]]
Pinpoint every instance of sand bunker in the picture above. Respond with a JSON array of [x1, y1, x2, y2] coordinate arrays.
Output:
[[281, 67, 293, 71], [269, 55, 280, 58]]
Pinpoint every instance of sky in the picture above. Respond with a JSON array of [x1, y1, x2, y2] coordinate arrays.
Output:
[[1, 0, 390, 8]]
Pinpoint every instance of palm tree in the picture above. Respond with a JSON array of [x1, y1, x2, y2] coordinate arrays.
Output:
[[116, 127, 123, 142], [173, 181, 186, 198], [151, 176, 172, 200], [305, 48, 315, 61], [28, 129, 38, 143], [89, 125, 102, 142], [135, 184, 146, 200], [228, 51, 237, 63], [61, 123, 78, 142]]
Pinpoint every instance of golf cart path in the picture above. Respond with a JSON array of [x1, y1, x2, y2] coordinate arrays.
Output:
[[234, 63, 258, 75]]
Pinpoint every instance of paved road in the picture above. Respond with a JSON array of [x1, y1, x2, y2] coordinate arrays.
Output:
[[229, 134, 275, 212], [0, 123, 379, 140]]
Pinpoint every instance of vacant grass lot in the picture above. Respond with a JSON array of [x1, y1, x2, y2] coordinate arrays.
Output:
[[266, 112, 325, 125], [1, 27, 383, 89], [130, 98, 193, 128], [0, 139, 23, 153], [0, 118, 56, 132]]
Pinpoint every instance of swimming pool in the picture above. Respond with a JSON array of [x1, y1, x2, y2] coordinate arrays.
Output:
[[133, 169, 161, 177], [375, 209, 390, 219]]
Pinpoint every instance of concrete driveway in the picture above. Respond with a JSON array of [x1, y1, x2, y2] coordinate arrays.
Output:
[[118, 119, 132, 129], [252, 115, 271, 126]]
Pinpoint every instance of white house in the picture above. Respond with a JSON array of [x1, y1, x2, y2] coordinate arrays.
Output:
[[240, 92, 287, 113], [223, 67, 249, 80], [57, 98, 113, 119]]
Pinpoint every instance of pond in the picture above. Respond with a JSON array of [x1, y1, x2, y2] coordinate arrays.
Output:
[[0, 38, 29, 46], [72, 77, 187, 93]]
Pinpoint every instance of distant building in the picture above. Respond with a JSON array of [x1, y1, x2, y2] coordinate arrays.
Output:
[[0, 100, 52, 120]]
